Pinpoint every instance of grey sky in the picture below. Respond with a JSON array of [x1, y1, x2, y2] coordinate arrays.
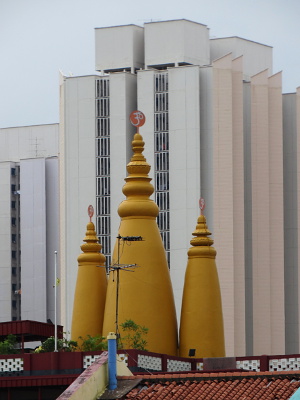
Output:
[[1, 0, 299, 128]]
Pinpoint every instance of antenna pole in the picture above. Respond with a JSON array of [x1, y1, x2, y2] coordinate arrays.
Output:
[[110, 235, 143, 340], [54, 251, 58, 352], [115, 235, 121, 338], [116, 268, 120, 338]]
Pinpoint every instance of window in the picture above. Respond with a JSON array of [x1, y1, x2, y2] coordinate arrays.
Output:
[[96, 157, 110, 176], [11, 184, 16, 193], [160, 230, 170, 251], [157, 211, 170, 231], [96, 78, 109, 97], [156, 172, 169, 191], [155, 152, 169, 171], [96, 98, 110, 117], [156, 192, 169, 211], [11, 217, 16, 226], [12, 234, 16, 244], [98, 235, 111, 256], [97, 196, 110, 215], [155, 132, 169, 152], [96, 118, 110, 137], [97, 216, 111, 235], [154, 72, 170, 267], [11, 201, 16, 209], [96, 78, 111, 263], [154, 113, 169, 132], [155, 73, 168, 92], [11, 168, 16, 176], [96, 137, 110, 157], [12, 251, 16, 259], [155, 93, 169, 112], [96, 177, 110, 196]]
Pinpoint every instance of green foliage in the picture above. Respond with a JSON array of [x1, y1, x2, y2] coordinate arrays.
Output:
[[33, 319, 149, 353], [0, 334, 18, 355], [35, 336, 78, 353], [119, 319, 148, 351], [79, 335, 108, 351]]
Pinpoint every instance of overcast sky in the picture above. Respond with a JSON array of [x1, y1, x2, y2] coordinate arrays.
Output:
[[1, 0, 299, 128]]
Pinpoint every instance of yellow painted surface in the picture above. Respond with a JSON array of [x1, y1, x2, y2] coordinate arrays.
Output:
[[58, 355, 133, 400], [67, 361, 108, 400], [179, 215, 225, 358], [71, 222, 107, 344], [103, 133, 178, 356]]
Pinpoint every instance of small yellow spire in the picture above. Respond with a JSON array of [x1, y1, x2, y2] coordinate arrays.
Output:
[[179, 203, 225, 358], [118, 133, 158, 218], [188, 214, 215, 256], [103, 122, 178, 356], [71, 209, 107, 345]]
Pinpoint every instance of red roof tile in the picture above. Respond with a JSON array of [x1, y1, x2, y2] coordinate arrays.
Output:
[[122, 371, 300, 400]]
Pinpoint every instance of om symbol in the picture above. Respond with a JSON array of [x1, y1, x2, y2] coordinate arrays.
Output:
[[130, 110, 146, 127]]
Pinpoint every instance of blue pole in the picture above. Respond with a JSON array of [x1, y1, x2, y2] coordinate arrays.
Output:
[[107, 332, 117, 390]]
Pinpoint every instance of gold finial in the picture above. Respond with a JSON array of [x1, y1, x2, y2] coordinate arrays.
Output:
[[199, 197, 205, 215], [118, 112, 158, 218], [78, 208, 105, 262], [129, 110, 146, 133], [88, 205, 94, 222], [190, 199, 214, 249]]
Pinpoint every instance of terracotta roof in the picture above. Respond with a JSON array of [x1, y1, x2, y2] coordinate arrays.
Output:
[[119, 371, 300, 400]]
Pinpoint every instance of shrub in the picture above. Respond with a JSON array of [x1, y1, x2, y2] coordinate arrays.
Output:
[[35, 336, 78, 353], [119, 319, 148, 351], [79, 335, 107, 351], [0, 334, 18, 354]]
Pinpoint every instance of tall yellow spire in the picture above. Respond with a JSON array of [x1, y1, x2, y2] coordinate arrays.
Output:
[[102, 125, 178, 356], [71, 207, 107, 344], [179, 202, 225, 358]]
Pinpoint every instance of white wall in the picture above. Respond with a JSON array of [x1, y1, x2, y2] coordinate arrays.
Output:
[[212, 54, 245, 356], [0, 124, 58, 162], [45, 157, 60, 323], [60, 75, 97, 332], [95, 25, 144, 72], [0, 124, 58, 323], [0, 162, 13, 321], [210, 37, 273, 81], [199, 66, 214, 229], [110, 72, 137, 243], [137, 69, 156, 192], [20, 158, 47, 322], [145, 20, 210, 68], [168, 66, 201, 320]]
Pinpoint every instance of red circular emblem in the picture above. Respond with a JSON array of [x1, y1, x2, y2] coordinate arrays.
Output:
[[130, 110, 146, 127], [88, 205, 94, 221], [199, 198, 205, 213]]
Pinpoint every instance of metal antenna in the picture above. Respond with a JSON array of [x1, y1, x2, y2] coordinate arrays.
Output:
[[108, 235, 143, 339]]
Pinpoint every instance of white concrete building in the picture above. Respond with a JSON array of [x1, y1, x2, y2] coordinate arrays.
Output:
[[59, 19, 300, 356], [0, 124, 59, 324]]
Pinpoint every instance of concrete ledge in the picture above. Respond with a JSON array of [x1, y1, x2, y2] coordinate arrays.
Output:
[[57, 352, 109, 400]]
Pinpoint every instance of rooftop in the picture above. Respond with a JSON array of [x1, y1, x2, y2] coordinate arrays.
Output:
[[117, 371, 300, 400]]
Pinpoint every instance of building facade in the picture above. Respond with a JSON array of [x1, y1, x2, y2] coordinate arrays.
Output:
[[59, 19, 300, 356], [0, 124, 59, 324]]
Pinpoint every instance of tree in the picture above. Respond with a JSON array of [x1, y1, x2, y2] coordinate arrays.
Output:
[[119, 319, 148, 350], [79, 335, 108, 352], [35, 336, 78, 353], [0, 334, 18, 354]]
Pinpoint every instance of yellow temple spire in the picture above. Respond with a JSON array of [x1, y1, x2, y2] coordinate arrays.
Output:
[[102, 111, 178, 355], [71, 206, 107, 345], [179, 199, 225, 358]]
